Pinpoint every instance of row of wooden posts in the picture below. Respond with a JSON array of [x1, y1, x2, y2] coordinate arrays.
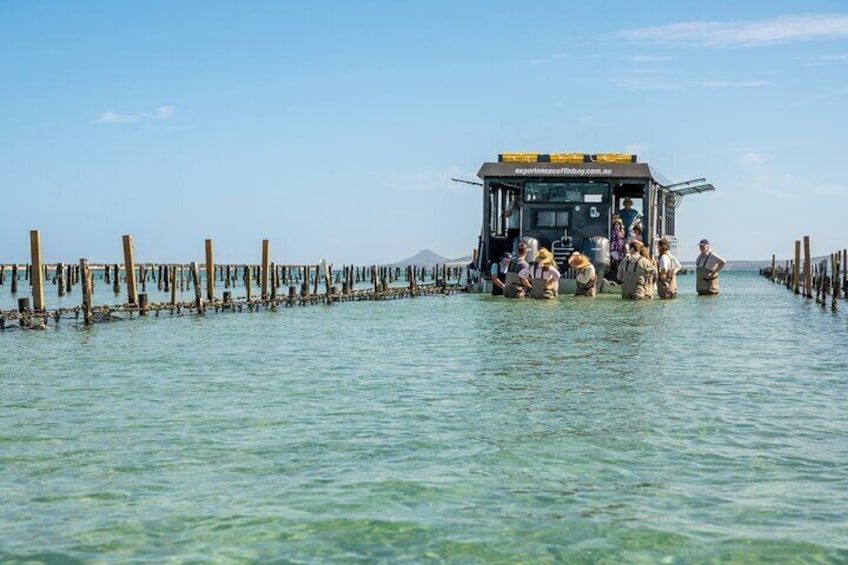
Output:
[[760, 235, 846, 312], [0, 231, 468, 329]]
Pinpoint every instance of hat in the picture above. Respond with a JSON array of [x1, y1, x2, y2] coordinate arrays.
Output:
[[568, 252, 591, 270], [500, 252, 514, 262], [517, 241, 528, 252], [699, 238, 710, 246], [536, 248, 555, 266]]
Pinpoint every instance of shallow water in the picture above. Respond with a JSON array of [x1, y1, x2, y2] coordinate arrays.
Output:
[[2, 273, 847, 563]]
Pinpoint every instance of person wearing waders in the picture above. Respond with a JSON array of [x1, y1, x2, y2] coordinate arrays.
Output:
[[568, 251, 597, 297], [657, 238, 682, 299], [503, 241, 530, 298], [695, 239, 726, 296], [520, 247, 560, 299], [617, 240, 656, 299], [490, 252, 513, 296]]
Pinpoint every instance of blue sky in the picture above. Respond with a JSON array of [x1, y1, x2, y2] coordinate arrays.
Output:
[[2, 1, 847, 265]]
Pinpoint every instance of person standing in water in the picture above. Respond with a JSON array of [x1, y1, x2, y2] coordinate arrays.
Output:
[[656, 239, 682, 299], [695, 239, 726, 296]]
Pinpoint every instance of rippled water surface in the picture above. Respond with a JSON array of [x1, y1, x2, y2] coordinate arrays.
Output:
[[2, 273, 847, 563]]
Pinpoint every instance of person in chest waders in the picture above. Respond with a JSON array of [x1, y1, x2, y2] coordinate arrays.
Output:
[[657, 238, 682, 299], [568, 251, 597, 297], [490, 252, 513, 296], [695, 239, 726, 296], [617, 240, 656, 300], [504, 242, 530, 298], [520, 247, 560, 299]]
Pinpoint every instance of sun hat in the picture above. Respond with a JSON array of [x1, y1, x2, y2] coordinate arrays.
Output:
[[568, 252, 591, 270], [536, 248, 555, 266]]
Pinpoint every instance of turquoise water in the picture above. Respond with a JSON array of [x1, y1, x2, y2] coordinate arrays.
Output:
[[2, 273, 847, 563]]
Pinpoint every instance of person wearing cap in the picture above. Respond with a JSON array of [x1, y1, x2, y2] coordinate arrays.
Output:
[[619, 197, 641, 237], [657, 238, 682, 299], [519, 247, 560, 299], [490, 252, 513, 296], [503, 241, 530, 298], [695, 239, 726, 295], [617, 240, 656, 299], [568, 252, 597, 297]]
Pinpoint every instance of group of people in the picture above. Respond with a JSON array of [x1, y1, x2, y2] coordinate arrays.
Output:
[[491, 238, 725, 300]]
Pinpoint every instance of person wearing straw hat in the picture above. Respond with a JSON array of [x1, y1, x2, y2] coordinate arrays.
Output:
[[490, 252, 513, 296], [568, 251, 597, 297], [519, 247, 560, 299], [657, 238, 682, 299], [695, 238, 726, 295], [617, 240, 656, 299]]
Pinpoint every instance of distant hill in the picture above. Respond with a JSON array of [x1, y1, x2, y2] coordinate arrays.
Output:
[[389, 249, 472, 267]]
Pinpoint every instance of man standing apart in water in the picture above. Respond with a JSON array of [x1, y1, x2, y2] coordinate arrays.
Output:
[[695, 239, 726, 295]]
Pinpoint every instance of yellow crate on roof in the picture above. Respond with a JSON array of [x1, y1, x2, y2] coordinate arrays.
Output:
[[593, 153, 637, 163], [499, 153, 539, 163], [549, 153, 587, 163]]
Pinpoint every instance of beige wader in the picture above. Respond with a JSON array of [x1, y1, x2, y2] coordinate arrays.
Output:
[[696, 253, 720, 295]]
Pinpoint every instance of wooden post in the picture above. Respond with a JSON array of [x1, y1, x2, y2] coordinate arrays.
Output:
[[792, 241, 801, 294], [80, 259, 93, 325], [270, 262, 277, 300], [66, 263, 73, 294], [122, 235, 138, 305], [832, 253, 840, 311], [770, 254, 776, 281], [170, 265, 178, 306], [803, 235, 812, 299], [30, 230, 45, 312], [57, 262, 65, 297], [205, 238, 215, 301], [244, 266, 252, 301], [261, 239, 270, 299], [11, 264, 18, 294], [190, 262, 204, 313]]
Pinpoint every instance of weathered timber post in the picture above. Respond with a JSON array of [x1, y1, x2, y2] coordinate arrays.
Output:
[[190, 262, 204, 314], [57, 262, 65, 297], [833, 253, 840, 312], [244, 266, 252, 301], [301, 266, 309, 298], [261, 239, 270, 300], [30, 230, 45, 312], [66, 264, 73, 294], [770, 254, 776, 281], [112, 264, 120, 294], [205, 238, 215, 301], [312, 264, 320, 296], [11, 264, 17, 294], [270, 262, 277, 301], [80, 259, 93, 325], [122, 235, 138, 305], [793, 241, 801, 294], [170, 265, 178, 306], [803, 236, 812, 299], [138, 293, 149, 314], [139, 264, 147, 292]]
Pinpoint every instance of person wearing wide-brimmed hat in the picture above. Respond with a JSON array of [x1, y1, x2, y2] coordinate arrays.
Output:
[[568, 252, 597, 297], [617, 240, 656, 299], [657, 239, 682, 299], [695, 238, 726, 295], [519, 247, 560, 299], [490, 252, 513, 296]]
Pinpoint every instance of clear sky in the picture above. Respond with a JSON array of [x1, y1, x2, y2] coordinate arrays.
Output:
[[2, 1, 846, 265]]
